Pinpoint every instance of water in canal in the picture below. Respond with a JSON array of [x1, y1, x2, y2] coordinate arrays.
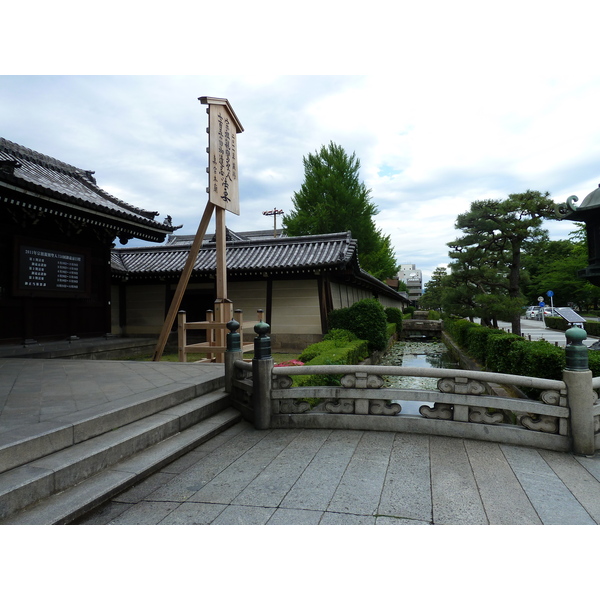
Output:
[[381, 341, 460, 415]]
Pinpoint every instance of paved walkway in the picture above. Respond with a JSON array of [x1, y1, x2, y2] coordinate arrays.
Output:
[[1, 329, 599, 526], [76, 420, 600, 525], [0, 358, 224, 434]]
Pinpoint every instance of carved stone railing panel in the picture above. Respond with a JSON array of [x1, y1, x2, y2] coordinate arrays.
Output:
[[340, 373, 385, 389], [324, 399, 355, 414], [278, 398, 311, 413], [368, 399, 402, 415], [420, 403, 453, 420], [272, 374, 293, 390], [437, 377, 488, 396], [468, 408, 505, 424], [519, 414, 559, 434], [321, 398, 401, 415]]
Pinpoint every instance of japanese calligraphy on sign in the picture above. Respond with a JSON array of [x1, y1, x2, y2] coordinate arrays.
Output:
[[200, 97, 244, 215], [14, 240, 89, 297]]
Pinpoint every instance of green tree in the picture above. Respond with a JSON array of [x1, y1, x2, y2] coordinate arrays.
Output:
[[522, 229, 600, 311], [283, 141, 397, 280], [447, 190, 555, 335], [419, 266, 448, 310]]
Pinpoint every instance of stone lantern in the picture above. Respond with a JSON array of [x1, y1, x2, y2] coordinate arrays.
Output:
[[557, 184, 600, 285]]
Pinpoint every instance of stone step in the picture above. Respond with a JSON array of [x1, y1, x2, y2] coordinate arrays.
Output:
[[1, 408, 242, 525], [0, 374, 225, 475], [0, 389, 240, 523]]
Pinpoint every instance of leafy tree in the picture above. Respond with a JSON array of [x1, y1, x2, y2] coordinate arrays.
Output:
[[446, 190, 555, 335], [522, 230, 600, 311], [283, 142, 397, 280], [419, 267, 448, 310]]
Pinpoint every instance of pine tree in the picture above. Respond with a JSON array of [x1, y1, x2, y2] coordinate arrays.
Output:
[[447, 190, 555, 335]]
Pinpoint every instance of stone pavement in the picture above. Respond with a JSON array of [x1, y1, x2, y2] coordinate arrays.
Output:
[[76, 419, 600, 525], [0, 357, 224, 434]]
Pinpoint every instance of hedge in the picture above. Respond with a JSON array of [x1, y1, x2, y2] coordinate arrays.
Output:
[[444, 317, 597, 380], [545, 316, 600, 337], [293, 335, 369, 389]]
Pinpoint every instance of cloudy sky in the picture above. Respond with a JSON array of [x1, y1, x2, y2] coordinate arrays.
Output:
[[3, 2, 600, 286]]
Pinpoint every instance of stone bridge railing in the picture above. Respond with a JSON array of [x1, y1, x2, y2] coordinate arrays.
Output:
[[224, 320, 600, 456]]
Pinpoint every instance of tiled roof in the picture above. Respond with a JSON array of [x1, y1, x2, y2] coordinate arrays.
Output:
[[112, 231, 406, 300], [113, 231, 357, 275], [0, 137, 178, 241]]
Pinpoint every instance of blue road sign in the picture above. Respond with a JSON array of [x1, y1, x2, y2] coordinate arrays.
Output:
[[547, 291, 554, 297]]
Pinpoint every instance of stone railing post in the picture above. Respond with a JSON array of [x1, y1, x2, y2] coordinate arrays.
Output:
[[563, 326, 595, 456], [252, 316, 273, 430], [224, 319, 243, 394]]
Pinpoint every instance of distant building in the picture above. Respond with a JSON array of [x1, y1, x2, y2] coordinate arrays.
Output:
[[397, 264, 423, 304]]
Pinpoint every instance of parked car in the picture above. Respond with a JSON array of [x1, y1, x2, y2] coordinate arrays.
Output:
[[525, 306, 543, 319]]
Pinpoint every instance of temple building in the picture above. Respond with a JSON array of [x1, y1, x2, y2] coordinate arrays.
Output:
[[0, 138, 177, 344]]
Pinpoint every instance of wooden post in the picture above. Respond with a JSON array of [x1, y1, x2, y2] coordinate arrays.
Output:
[[177, 311, 187, 362], [152, 201, 215, 361]]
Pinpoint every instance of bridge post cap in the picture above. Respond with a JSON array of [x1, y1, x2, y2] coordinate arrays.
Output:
[[226, 319, 240, 332], [254, 320, 270, 336], [566, 326, 587, 344]]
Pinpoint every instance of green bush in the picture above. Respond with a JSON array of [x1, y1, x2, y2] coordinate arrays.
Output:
[[403, 306, 415, 317], [386, 322, 396, 338], [293, 339, 369, 389], [298, 340, 338, 363], [385, 307, 403, 331], [444, 318, 568, 381], [327, 298, 388, 352], [443, 318, 479, 349], [322, 328, 358, 343], [347, 298, 388, 351], [464, 326, 506, 364], [485, 332, 524, 372], [588, 351, 600, 377], [428, 310, 441, 320], [327, 307, 350, 331]]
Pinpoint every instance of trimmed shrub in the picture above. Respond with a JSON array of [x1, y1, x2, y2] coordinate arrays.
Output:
[[327, 307, 351, 331], [485, 332, 524, 373], [386, 322, 396, 338], [322, 328, 358, 343], [403, 306, 415, 317], [346, 298, 388, 352], [588, 351, 600, 377], [327, 298, 388, 352], [385, 307, 403, 331], [444, 318, 479, 349], [298, 340, 338, 363], [293, 339, 369, 389]]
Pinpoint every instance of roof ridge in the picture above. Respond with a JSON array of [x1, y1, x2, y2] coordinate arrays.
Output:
[[0, 137, 90, 177]]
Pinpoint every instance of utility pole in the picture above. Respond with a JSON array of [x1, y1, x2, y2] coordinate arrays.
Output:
[[263, 208, 284, 237]]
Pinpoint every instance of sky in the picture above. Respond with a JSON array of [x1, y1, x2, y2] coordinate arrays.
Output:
[[3, 1, 600, 289]]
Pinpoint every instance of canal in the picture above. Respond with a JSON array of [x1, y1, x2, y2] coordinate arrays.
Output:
[[381, 340, 460, 415]]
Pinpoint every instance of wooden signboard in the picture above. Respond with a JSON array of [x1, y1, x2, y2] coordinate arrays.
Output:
[[152, 96, 243, 362], [200, 96, 244, 215]]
